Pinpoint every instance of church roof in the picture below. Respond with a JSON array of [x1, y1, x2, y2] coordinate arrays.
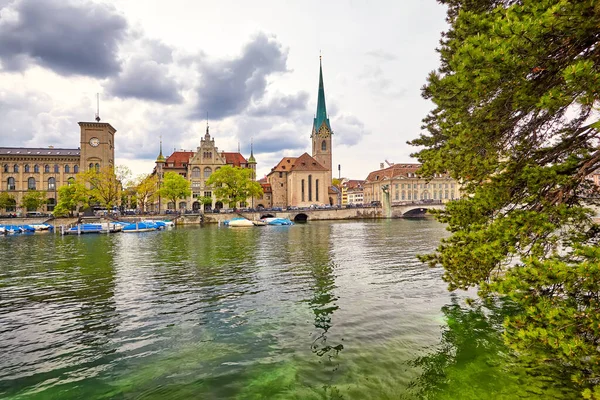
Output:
[[221, 152, 248, 167], [270, 157, 297, 173], [313, 58, 331, 134], [165, 151, 193, 168], [289, 153, 327, 172]]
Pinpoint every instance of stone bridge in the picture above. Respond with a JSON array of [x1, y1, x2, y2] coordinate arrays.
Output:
[[200, 202, 446, 224]]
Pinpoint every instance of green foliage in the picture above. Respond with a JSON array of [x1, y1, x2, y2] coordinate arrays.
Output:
[[134, 174, 158, 212], [158, 172, 191, 206], [54, 180, 90, 216], [0, 192, 15, 210], [411, 0, 600, 395], [205, 165, 263, 208], [20, 190, 47, 211], [80, 166, 122, 209], [199, 196, 213, 206]]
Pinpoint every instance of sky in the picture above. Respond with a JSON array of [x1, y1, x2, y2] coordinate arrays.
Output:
[[0, 0, 449, 181]]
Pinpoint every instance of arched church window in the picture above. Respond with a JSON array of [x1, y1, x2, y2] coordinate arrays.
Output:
[[204, 167, 212, 178], [321, 141, 327, 151], [308, 175, 312, 202], [192, 167, 201, 178], [316, 179, 319, 201], [301, 179, 305, 202]]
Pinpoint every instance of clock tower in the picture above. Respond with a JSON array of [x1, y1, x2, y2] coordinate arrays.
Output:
[[311, 57, 332, 187], [79, 121, 116, 171]]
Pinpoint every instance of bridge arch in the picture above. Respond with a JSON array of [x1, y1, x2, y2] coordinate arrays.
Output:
[[402, 207, 429, 217], [293, 213, 308, 222]]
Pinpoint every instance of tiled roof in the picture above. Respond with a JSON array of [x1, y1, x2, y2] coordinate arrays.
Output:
[[365, 163, 424, 182], [222, 152, 248, 167], [270, 157, 297, 174], [0, 147, 80, 156], [343, 179, 365, 189], [260, 182, 272, 192], [289, 153, 327, 172], [164, 151, 193, 168]]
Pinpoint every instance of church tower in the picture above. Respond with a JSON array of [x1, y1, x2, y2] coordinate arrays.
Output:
[[311, 57, 332, 185]]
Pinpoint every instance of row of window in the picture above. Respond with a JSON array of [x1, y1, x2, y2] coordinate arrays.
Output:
[[397, 183, 455, 189], [3, 164, 80, 174], [301, 175, 319, 202], [191, 166, 220, 178], [6, 177, 74, 191], [392, 191, 455, 200]]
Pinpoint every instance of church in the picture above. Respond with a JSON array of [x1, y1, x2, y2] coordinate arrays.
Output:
[[261, 58, 336, 208]]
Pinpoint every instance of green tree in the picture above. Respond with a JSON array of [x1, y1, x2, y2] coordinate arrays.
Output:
[[134, 174, 158, 212], [53, 180, 90, 217], [158, 172, 191, 209], [410, 0, 600, 395], [200, 196, 213, 209], [80, 166, 122, 209], [0, 192, 15, 211], [205, 165, 263, 208], [21, 190, 47, 211]]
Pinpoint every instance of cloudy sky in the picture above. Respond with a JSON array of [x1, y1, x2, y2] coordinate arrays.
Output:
[[0, 0, 448, 180]]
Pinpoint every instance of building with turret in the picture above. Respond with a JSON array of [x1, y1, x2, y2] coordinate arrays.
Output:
[[263, 58, 336, 208], [152, 125, 254, 213]]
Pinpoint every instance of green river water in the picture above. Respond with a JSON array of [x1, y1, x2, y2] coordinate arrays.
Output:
[[0, 219, 578, 399]]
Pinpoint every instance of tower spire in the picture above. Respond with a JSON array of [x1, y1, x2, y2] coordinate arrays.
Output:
[[156, 135, 166, 163], [313, 55, 331, 135]]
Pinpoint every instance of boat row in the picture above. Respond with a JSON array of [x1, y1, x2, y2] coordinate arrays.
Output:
[[223, 217, 294, 227], [0, 223, 54, 234], [63, 220, 174, 235]]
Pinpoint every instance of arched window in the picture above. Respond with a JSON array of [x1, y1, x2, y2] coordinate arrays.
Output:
[[28, 177, 36, 190], [192, 167, 201, 178], [301, 179, 305, 202], [308, 174, 312, 202], [44, 164, 50, 173], [13, 165, 19, 173], [95, 163, 100, 171], [73, 165, 79, 173], [204, 167, 212, 178], [316, 179, 319, 201], [34, 164, 39, 173], [24, 164, 30, 173], [48, 177, 56, 190], [65, 165, 70, 173], [7, 177, 15, 191], [167, 202, 175, 210], [3, 164, 8, 173], [321, 140, 327, 151], [89, 163, 93, 170], [54, 164, 59, 173], [67, 177, 75, 186]]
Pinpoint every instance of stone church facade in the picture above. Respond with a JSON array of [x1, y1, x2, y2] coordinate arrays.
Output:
[[264, 58, 335, 208], [0, 121, 116, 214]]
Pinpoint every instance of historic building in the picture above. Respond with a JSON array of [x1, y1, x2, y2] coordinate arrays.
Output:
[[153, 125, 255, 212], [342, 179, 365, 205], [363, 163, 458, 204], [264, 58, 335, 208], [0, 121, 116, 213]]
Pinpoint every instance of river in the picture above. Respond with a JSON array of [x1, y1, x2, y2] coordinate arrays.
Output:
[[0, 219, 577, 399]]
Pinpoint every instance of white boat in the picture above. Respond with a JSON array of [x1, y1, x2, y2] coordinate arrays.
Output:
[[227, 218, 255, 227]]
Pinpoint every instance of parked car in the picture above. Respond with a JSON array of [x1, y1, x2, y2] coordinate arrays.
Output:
[[370, 201, 381, 207]]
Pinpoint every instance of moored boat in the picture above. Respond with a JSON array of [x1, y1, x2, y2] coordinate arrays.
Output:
[[122, 221, 158, 233], [226, 218, 255, 227]]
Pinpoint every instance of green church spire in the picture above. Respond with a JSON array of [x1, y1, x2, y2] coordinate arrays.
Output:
[[248, 138, 256, 164], [156, 137, 166, 163], [313, 56, 331, 135]]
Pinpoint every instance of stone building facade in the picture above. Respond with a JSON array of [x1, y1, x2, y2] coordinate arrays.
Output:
[[0, 121, 116, 214], [154, 126, 255, 212], [265, 58, 334, 208], [363, 163, 458, 205]]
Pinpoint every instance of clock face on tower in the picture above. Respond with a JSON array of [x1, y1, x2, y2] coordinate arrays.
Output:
[[318, 125, 330, 138], [89, 137, 100, 147]]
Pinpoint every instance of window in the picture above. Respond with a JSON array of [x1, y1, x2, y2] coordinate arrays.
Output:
[[308, 175, 312, 202], [402, 191, 405, 200], [48, 177, 56, 190], [89, 163, 93, 170], [47, 198, 55, 212], [28, 177, 36, 190], [68, 177, 75, 186], [408, 192, 411, 200], [204, 191, 212, 198], [65, 165, 70, 173], [413, 183, 417, 189], [192, 182, 201, 188], [192, 167, 201, 178], [74, 165, 79, 173], [395, 191, 399, 200], [24, 164, 30, 173], [95, 163, 100, 171], [321, 140, 327, 151], [13, 165, 19, 173], [316, 179, 319, 201], [3, 164, 8, 173], [204, 167, 211, 178], [279, 172, 283, 178], [34, 164, 39, 173], [445, 190, 449, 199], [301, 179, 305, 202], [7, 177, 15, 191], [45, 164, 50, 173], [54, 164, 59, 173]]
